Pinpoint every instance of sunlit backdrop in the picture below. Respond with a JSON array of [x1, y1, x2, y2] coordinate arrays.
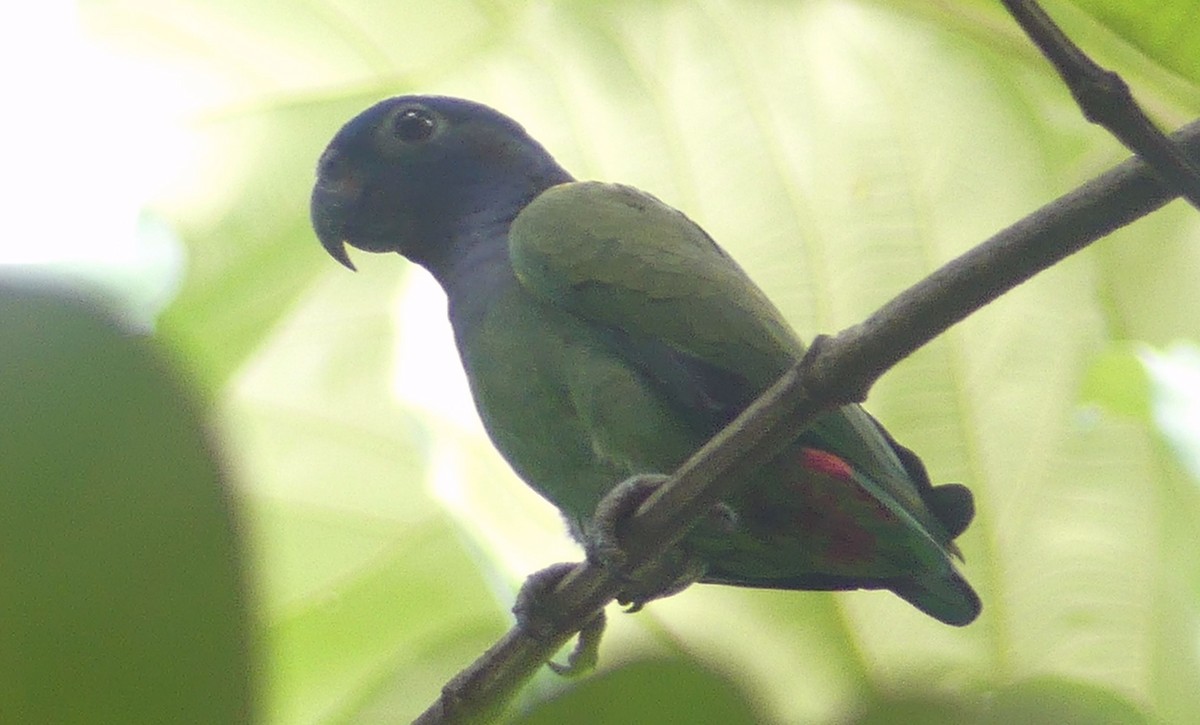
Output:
[[6, 1, 1200, 722]]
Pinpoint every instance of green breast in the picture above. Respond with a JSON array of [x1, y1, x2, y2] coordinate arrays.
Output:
[[454, 273, 700, 526]]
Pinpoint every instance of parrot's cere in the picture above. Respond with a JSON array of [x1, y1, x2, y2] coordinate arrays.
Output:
[[311, 96, 980, 625]]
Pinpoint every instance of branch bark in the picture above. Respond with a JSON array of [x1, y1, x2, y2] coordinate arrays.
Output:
[[1000, 0, 1200, 209], [414, 119, 1200, 724]]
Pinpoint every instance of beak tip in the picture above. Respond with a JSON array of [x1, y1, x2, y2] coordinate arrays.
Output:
[[312, 182, 359, 272], [326, 240, 358, 272]]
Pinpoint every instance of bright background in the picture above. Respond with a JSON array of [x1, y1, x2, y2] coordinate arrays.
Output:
[[4, 0, 1200, 722]]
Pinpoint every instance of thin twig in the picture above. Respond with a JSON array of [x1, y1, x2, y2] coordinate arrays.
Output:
[[1000, 0, 1200, 209], [414, 119, 1200, 724]]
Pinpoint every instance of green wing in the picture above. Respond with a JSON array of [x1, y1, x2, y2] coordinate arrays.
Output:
[[510, 182, 801, 386], [508, 181, 952, 540]]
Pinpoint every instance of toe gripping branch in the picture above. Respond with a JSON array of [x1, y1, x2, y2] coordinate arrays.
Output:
[[587, 474, 711, 613], [512, 472, 722, 675], [512, 563, 606, 676]]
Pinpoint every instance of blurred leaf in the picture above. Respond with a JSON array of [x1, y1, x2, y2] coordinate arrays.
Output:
[[510, 658, 762, 725], [158, 97, 385, 384], [0, 279, 253, 723], [852, 693, 978, 725], [1079, 343, 1153, 420], [851, 675, 1151, 725], [260, 512, 507, 723], [985, 676, 1151, 725], [1070, 0, 1200, 84], [213, 255, 512, 720]]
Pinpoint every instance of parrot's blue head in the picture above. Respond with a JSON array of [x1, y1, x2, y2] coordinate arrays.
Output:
[[311, 95, 572, 274]]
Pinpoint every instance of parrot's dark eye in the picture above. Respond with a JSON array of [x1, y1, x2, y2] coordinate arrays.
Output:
[[392, 108, 436, 143]]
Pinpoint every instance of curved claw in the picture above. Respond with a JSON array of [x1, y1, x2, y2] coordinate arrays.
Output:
[[586, 473, 718, 610], [547, 610, 606, 677], [512, 562, 607, 676], [587, 474, 671, 571]]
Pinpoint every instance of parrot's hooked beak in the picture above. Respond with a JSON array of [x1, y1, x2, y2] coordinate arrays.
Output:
[[311, 149, 359, 271]]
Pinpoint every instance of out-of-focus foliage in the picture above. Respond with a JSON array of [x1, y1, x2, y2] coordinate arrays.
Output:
[[0, 281, 253, 722], [42, 0, 1200, 722]]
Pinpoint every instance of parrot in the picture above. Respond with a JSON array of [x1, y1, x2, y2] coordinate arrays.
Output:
[[310, 95, 980, 626]]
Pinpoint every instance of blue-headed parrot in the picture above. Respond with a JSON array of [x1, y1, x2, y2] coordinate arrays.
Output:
[[311, 96, 979, 626]]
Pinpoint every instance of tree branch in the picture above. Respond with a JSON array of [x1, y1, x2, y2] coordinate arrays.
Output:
[[1000, 0, 1200, 209]]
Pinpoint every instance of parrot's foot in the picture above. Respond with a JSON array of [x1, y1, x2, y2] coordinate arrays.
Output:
[[512, 562, 606, 676], [587, 473, 732, 612]]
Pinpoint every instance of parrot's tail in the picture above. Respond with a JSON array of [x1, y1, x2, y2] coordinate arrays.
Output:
[[890, 567, 981, 626]]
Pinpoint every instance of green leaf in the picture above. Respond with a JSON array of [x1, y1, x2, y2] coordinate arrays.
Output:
[[1079, 343, 1153, 420], [985, 676, 1152, 725], [511, 658, 761, 725], [0, 280, 253, 723], [1071, 0, 1200, 84]]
